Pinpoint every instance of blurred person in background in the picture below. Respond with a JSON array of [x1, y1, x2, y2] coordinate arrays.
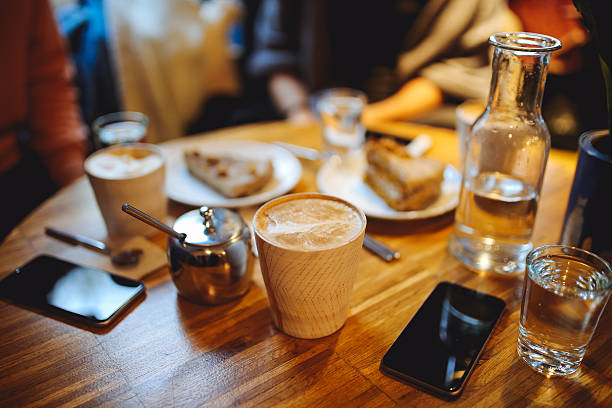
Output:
[[0, 0, 88, 241], [509, 0, 608, 150], [104, 0, 243, 142], [56, 0, 244, 144], [246, 0, 519, 127]]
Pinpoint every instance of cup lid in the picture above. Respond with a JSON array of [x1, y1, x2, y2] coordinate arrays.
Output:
[[173, 207, 246, 246]]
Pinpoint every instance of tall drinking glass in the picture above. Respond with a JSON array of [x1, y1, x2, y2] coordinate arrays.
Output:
[[455, 100, 486, 169], [518, 245, 612, 376], [314, 88, 367, 165]]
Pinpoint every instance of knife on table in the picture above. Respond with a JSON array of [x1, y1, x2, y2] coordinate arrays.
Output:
[[275, 133, 432, 160]]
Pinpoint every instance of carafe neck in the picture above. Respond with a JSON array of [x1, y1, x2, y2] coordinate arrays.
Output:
[[486, 33, 561, 115]]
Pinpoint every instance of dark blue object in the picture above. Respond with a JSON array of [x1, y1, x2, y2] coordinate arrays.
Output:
[[55, 0, 121, 128], [560, 130, 612, 263]]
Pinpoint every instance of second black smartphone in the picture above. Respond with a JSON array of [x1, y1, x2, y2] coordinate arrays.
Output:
[[380, 282, 505, 398]]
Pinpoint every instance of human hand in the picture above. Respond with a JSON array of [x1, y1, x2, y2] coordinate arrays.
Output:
[[286, 106, 316, 124]]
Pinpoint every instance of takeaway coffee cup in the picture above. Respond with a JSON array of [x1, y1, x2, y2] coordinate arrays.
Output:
[[85, 143, 166, 238]]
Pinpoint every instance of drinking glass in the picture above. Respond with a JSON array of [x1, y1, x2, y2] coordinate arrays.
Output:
[[314, 88, 367, 164], [92, 111, 149, 150], [517, 245, 612, 376], [455, 100, 485, 169]]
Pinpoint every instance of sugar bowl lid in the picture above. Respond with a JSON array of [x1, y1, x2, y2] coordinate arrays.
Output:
[[173, 206, 247, 246]]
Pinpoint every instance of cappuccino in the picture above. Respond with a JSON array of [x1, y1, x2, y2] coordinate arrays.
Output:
[[85, 143, 166, 238], [255, 197, 363, 251], [253, 193, 366, 339], [85, 146, 163, 180]]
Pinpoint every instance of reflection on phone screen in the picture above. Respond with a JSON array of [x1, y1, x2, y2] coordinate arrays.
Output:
[[381, 282, 505, 396], [0, 255, 144, 325]]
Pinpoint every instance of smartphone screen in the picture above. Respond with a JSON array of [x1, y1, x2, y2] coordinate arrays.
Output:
[[380, 282, 505, 398], [0, 255, 145, 327]]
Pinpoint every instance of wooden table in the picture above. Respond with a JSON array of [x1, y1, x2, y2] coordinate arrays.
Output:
[[0, 121, 609, 407]]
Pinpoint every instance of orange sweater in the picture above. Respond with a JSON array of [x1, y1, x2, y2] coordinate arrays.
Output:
[[0, 0, 87, 186]]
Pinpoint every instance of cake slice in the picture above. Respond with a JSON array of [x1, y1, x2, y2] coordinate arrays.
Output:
[[364, 138, 444, 211], [184, 150, 273, 198]]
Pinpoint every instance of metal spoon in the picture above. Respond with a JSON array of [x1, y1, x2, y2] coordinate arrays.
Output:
[[121, 204, 186, 241], [44, 227, 143, 266]]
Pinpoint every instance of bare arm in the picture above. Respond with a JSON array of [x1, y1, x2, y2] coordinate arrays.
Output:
[[362, 77, 443, 126], [268, 71, 314, 123]]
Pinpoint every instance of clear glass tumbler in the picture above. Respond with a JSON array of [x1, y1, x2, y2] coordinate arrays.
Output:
[[92, 111, 149, 150], [455, 100, 486, 170], [448, 32, 562, 275], [314, 88, 367, 164], [518, 245, 612, 376]]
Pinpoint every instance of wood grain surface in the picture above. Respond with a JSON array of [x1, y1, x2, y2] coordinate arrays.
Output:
[[1, 121, 610, 408]]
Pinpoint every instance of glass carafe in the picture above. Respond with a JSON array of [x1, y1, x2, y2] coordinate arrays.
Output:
[[448, 32, 561, 275]]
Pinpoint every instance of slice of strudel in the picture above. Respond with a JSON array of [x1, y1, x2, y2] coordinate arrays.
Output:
[[364, 138, 444, 211], [184, 150, 273, 198]]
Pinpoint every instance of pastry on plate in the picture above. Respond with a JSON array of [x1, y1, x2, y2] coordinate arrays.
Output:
[[364, 138, 444, 211], [184, 150, 274, 198]]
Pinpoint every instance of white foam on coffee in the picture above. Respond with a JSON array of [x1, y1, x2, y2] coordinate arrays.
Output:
[[257, 198, 363, 251], [86, 149, 163, 179]]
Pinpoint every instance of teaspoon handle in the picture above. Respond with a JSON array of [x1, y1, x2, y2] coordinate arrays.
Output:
[[122, 204, 186, 241], [363, 233, 400, 262], [45, 227, 110, 254]]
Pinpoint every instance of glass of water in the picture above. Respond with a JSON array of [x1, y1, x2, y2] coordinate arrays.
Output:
[[455, 100, 485, 170], [518, 245, 612, 376], [92, 111, 149, 150], [314, 88, 367, 163]]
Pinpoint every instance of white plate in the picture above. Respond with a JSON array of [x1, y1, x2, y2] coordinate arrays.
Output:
[[161, 139, 302, 207], [316, 154, 461, 220]]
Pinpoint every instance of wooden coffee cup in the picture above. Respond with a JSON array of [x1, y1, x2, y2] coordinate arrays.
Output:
[[253, 193, 366, 339]]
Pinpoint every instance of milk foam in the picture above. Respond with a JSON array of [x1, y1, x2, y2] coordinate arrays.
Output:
[[86, 148, 162, 179], [257, 198, 363, 251]]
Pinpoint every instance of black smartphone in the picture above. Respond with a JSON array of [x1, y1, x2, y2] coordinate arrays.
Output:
[[380, 281, 505, 398], [0, 255, 145, 328]]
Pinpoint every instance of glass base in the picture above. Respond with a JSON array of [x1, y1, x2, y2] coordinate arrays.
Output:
[[448, 231, 531, 275], [517, 332, 583, 376]]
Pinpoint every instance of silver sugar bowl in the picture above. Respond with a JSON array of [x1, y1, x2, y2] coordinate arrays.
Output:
[[168, 206, 254, 304]]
